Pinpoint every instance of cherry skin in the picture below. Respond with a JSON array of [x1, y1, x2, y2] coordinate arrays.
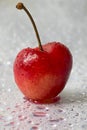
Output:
[[13, 3, 73, 103], [14, 42, 72, 101]]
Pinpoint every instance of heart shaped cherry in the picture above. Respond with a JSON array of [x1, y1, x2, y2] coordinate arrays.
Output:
[[13, 2, 73, 103]]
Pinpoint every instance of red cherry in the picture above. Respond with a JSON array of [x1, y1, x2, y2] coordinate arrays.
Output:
[[13, 3, 73, 103]]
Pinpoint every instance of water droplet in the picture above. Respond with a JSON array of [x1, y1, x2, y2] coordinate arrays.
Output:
[[31, 126, 38, 130], [11, 110, 16, 113], [35, 123, 40, 126], [36, 105, 49, 112], [49, 117, 64, 122], [58, 109, 63, 112], [71, 108, 74, 111], [36, 105, 46, 110], [69, 123, 73, 127], [4, 121, 15, 126], [15, 104, 20, 108], [75, 113, 79, 116], [18, 115, 27, 121], [45, 107, 49, 111], [6, 61, 11, 66], [7, 107, 10, 110], [9, 121, 15, 125], [28, 120, 32, 123], [33, 112, 47, 117], [52, 124, 57, 128], [7, 88, 11, 92]]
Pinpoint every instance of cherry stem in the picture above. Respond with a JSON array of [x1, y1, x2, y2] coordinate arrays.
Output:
[[16, 2, 43, 51]]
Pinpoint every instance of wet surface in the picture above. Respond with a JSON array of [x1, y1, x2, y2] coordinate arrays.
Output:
[[0, 0, 87, 130]]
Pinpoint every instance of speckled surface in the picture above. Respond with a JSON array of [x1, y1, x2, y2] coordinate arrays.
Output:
[[0, 0, 87, 130]]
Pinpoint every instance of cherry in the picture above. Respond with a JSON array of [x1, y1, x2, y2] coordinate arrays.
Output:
[[13, 2, 73, 103]]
